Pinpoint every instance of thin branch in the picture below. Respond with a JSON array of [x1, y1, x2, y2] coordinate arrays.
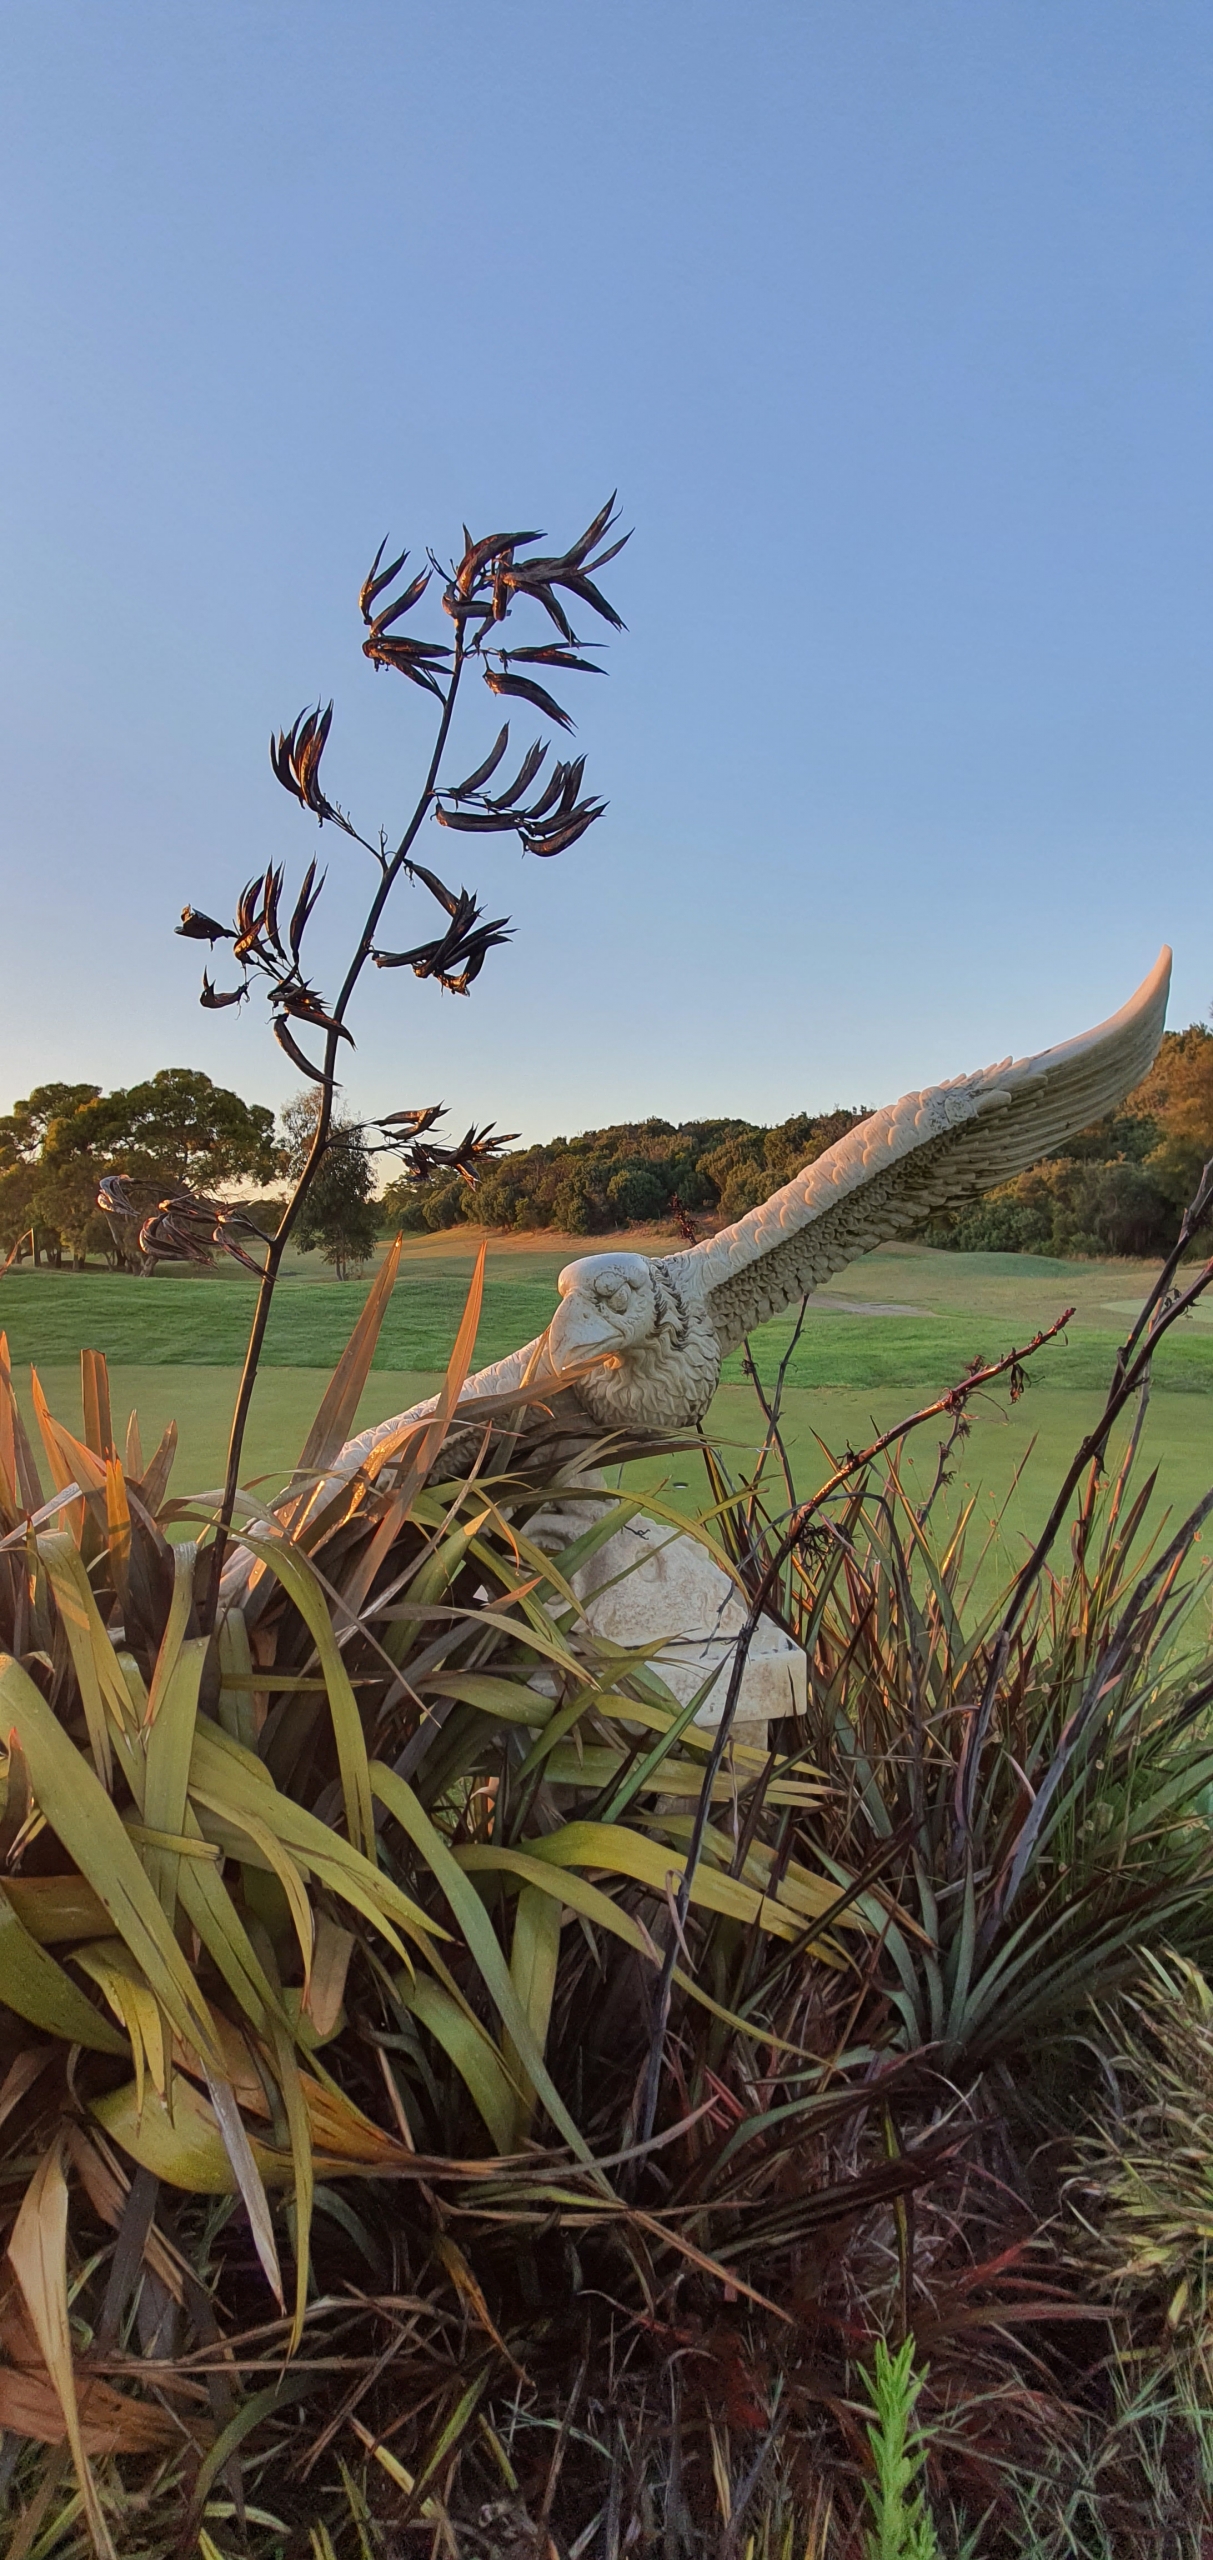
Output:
[[957, 1158, 1213, 1833], [741, 1292, 810, 1527], [915, 1406, 971, 1529], [204, 640, 468, 1620], [634, 1308, 1075, 2148]]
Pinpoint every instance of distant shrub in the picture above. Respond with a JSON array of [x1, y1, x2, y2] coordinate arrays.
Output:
[[419, 1176, 469, 1231], [377, 1179, 429, 1233], [606, 1161, 670, 1222], [551, 1165, 606, 1234]]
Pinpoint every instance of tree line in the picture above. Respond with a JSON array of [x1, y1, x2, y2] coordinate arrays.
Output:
[[385, 1022, 1213, 1260], [380, 1106, 868, 1237], [4, 1023, 1211, 1277]]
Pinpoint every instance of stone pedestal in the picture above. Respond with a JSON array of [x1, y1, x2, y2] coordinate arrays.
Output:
[[567, 1514, 805, 1747]]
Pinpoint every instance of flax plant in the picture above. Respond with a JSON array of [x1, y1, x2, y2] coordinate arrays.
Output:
[[4, 1253, 1213, 2555], [3, 513, 1213, 2552]]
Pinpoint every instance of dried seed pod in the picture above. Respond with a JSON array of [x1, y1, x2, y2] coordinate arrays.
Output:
[[434, 806, 521, 832], [272, 1017, 327, 1082], [200, 972, 248, 1009], [362, 632, 451, 696], [483, 667, 575, 730], [271, 705, 336, 818], [445, 724, 511, 798], [453, 527, 542, 597], [359, 539, 411, 623], [521, 802, 605, 858], [485, 741, 548, 809], [407, 864, 464, 917], [506, 646, 606, 676], [289, 859, 325, 962], [365, 568, 431, 640], [176, 906, 232, 943], [373, 1104, 447, 1136], [372, 894, 512, 994], [277, 987, 354, 1044]]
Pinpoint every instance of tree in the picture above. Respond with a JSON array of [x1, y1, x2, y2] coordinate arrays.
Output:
[[0, 1085, 104, 1265], [0, 1072, 280, 1268], [281, 1093, 380, 1280], [419, 1177, 471, 1232], [1130, 1022, 1213, 1150], [607, 1161, 670, 1222], [376, 1175, 429, 1233], [0, 1084, 103, 1167], [0, 1161, 40, 1264], [29, 1158, 119, 1271], [53, 1069, 278, 1191], [551, 1165, 608, 1234]]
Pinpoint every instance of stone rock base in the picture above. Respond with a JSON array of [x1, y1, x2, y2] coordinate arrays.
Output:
[[567, 1513, 806, 1747]]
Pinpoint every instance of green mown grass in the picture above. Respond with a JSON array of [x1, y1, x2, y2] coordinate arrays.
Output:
[[7, 1239, 1211, 1606], [3, 1241, 1212, 1388], [723, 1314, 1213, 1394], [0, 1266, 559, 1371], [12, 1364, 445, 1504]]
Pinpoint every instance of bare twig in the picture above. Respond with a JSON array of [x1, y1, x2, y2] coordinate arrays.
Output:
[[741, 1291, 811, 1526], [634, 1309, 1075, 2147], [957, 1156, 1213, 1833]]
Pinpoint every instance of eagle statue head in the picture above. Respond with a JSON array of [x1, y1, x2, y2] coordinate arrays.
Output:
[[546, 1251, 723, 1433]]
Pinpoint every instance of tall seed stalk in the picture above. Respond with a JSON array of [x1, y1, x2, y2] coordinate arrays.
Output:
[[136, 498, 629, 1610]]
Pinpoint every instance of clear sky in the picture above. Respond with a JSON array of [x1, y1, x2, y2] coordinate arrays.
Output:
[[1, 3, 1209, 1148]]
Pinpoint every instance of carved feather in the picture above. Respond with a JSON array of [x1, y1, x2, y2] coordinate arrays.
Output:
[[673, 948, 1171, 1355]]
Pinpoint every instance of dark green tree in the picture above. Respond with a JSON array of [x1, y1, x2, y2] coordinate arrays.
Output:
[[376, 1174, 429, 1233], [58, 1069, 277, 1190], [0, 1073, 279, 1268], [0, 1084, 105, 1262], [606, 1161, 669, 1222], [282, 1093, 380, 1280], [0, 1160, 42, 1264]]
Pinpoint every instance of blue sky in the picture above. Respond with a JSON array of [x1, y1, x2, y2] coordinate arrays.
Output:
[[1, 2, 1209, 1146]]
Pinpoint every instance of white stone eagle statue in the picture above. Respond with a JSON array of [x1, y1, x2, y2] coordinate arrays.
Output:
[[332, 950, 1171, 1477]]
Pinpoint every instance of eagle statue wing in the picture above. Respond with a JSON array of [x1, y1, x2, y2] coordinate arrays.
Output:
[[671, 948, 1172, 1355]]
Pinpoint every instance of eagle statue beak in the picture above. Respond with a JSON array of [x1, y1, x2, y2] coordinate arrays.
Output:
[[547, 1290, 625, 1377]]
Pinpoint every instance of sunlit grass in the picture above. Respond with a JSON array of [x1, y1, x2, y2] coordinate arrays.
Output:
[[3, 1240, 1213, 1386]]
